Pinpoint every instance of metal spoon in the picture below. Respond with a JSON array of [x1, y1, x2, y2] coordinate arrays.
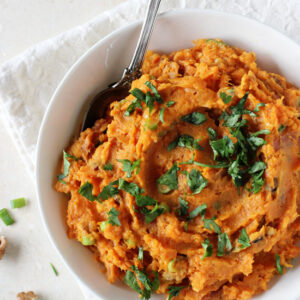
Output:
[[81, 0, 161, 131]]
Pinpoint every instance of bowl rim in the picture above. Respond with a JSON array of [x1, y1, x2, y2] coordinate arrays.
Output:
[[35, 7, 300, 299]]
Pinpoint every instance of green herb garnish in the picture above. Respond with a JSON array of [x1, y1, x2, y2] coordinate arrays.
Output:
[[166, 101, 175, 107], [145, 81, 163, 103], [157, 163, 180, 194], [118, 179, 142, 196], [107, 207, 121, 226], [50, 263, 58, 276], [203, 216, 221, 234], [81, 235, 95, 246], [219, 91, 233, 104], [177, 197, 189, 217], [102, 163, 113, 171], [253, 103, 265, 112], [217, 233, 232, 256], [78, 182, 98, 201], [125, 98, 143, 116], [275, 253, 283, 275], [159, 107, 165, 124], [238, 228, 251, 249], [210, 136, 235, 159], [0, 208, 14, 226], [168, 135, 203, 151], [167, 286, 186, 300], [10, 197, 26, 209], [135, 195, 156, 207], [183, 168, 208, 194], [201, 239, 213, 260], [140, 203, 169, 224], [99, 182, 119, 200], [181, 112, 207, 125], [278, 124, 286, 132], [138, 246, 144, 261], [207, 127, 217, 140], [57, 150, 79, 184], [118, 159, 141, 178]]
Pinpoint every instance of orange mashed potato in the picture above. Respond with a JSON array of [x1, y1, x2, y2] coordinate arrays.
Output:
[[56, 39, 300, 300]]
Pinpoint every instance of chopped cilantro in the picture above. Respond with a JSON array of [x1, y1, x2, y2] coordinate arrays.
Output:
[[125, 98, 143, 116], [99, 182, 119, 200], [183, 168, 208, 194], [167, 286, 186, 300], [275, 253, 283, 275], [118, 179, 142, 196], [135, 195, 156, 207], [207, 127, 217, 140], [157, 163, 180, 194], [118, 159, 141, 178], [210, 136, 235, 159], [238, 228, 251, 249], [145, 91, 155, 113], [145, 81, 163, 103], [106, 207, 121, 226], [140, 203, 168, 224], [168, 135, 203, 151], [181, 112, 207, 125], [138, 246, 144, 261], [253, 103, 265, 112], [201, 239, 213, 260], [219, 91, 233, 104], [278, 124, 286, 132], [187, 204, 207, 221], [203, 216, 221, 234], [177, 197, 189, 217], [78, 182, 98, 201], [217, 233, 232, 256], [166, 101, 175, 107], [102, 163, 113, 171], [159, 107, 165, 124], [57, 150, 78, 184], [250, 129, 271, 137]]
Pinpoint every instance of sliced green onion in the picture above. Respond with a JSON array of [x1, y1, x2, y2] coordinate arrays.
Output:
[[10, 197, 26, 209], [0, 208, 14, 226], [168, 259, 176, 272], [100, 221, 108, 231], [81, 235, 95, 246], [50, 263, 58, 276]]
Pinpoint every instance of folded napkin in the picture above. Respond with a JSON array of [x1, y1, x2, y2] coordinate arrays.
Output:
[[0, 0, 298, 299]]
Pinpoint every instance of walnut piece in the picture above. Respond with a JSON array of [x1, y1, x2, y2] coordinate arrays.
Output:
[[0, 236, 7, 260], [17, 291, 38, 300]]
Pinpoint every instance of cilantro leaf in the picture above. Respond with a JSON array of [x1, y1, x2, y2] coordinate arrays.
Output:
[[210, 136, 235, 159], [167, 286, 186, 300], [118, 179, 142, 196], [99, 183, 119, 200], [188, 204, 207, 221], [159, 107, 165, 124], [141, 203, 168, 224], [106, 207, 121, 226], [168, 135, 203, 151], [250, 129, 271, 137], [184, 168, 208, 194], [135, 195, 156, 207], [118, 159, 141, 178], [181, 112, 207, 125], [177, 197, 189, 217], [248, 161, 266, 193], [238, 228, 251, 249], [57, 150, 79, 183], [145, 91, 155, 113], [207, 127, 217, 140], [125, 98, 143, 116], [203, 216, 221, 234], [166, 101, 175, 107], [138, 246, 144, 261], [125, 270, 142, 294], [102, 163, 113, 171], [131, 88, 146, 100], [253, 103, 265, 112], [219, 91, 233, 104], [217, 233, 232, 256], [157, 163, 180, 194], [275, 253, 283, 275], [247, 136, 267, 151], [278, 124, 286, 132], [145, 81, 163, 103], [201, 239, 213, 260], [78, 182, 98, 201]]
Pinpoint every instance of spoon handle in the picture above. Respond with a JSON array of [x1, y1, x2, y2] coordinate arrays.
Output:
[[128, 0, 161, 74]]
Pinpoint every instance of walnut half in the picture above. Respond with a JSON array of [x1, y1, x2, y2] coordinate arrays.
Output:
[[0, 236, 7, 259], [17, 291, 38, 300]]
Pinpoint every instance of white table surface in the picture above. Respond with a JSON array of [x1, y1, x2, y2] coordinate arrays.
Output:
[[0, 1, 125, 299]]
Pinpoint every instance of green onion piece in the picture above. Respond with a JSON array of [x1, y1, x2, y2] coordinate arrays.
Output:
[[50, 263, 58, 276], [0, 208, 14, 226], [168, 259, 176, 272], [138, 246, 144, 261], [10, 197, 26, 209], [278, 124, 286, 132], [81, 235, 95, 246], [275, 253, 283, 275], [100, 221, 108, 231]]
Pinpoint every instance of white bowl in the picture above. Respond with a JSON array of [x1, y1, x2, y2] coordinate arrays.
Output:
[[36, 9, 300, 300]]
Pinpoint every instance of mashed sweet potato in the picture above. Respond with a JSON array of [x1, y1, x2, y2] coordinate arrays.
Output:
[[55, 39, 300, 300]]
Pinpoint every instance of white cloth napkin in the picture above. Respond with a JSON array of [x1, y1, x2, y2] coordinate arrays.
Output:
[[0, 0, 298, 299]]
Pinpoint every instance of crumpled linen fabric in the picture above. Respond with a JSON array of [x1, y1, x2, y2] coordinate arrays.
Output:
[[0, 0, 299, 299]]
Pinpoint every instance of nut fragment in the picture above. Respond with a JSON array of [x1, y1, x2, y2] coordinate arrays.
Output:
[[17, 291, 38, 300], [0, 236, 7, 259]]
